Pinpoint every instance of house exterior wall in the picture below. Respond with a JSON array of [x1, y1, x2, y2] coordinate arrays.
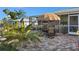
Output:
[[59, 15, 68, 25], [59, 14, 79, 34], [23, 18, 30, 27], [58, 15, 68, 34], [55, 8, 79, 35]]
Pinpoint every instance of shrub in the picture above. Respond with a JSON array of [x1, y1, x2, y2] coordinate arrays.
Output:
[[61, 26, 68, 34], [3, 30, 41, 48], [0, 43, 17, 51]]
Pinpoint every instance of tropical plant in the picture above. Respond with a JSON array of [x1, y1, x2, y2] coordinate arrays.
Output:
[[3, 9, 26, 31], [3, 24, 41, 49], [3, 9, 25, 20], [0, 9, 41, 50]]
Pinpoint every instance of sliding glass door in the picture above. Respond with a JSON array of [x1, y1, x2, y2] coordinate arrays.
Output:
[[68, 15, 79, 35]]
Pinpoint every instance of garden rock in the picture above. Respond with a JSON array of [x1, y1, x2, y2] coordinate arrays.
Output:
[[18, 35, 79, 51]]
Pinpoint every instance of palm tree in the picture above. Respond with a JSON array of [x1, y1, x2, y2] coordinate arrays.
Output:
[[3, 9, 25, 20], [3, 9, 26, 31]]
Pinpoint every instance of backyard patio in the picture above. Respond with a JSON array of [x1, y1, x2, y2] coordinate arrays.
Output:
[[18, 34, 79, 51], [0, 8, 79, 51]]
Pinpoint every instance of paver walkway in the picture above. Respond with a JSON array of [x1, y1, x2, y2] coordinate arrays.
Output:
[[18, 35, 79, 51]]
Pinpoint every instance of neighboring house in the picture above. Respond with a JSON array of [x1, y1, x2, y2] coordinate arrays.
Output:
[[3, 16, 30, 28], [55, 8, 79, 35], [29, 16, 38, 25], [19, 17, 30, 27], [3, 15, 39, 28]]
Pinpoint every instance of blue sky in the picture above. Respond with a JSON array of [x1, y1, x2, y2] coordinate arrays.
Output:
[[0, 7, 73, 19]]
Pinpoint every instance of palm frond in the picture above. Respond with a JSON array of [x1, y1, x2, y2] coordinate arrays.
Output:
[[25, 24, 32, 31]]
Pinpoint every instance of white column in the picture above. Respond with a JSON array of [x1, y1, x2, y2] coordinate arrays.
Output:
[[78, 14, 79, 31], [68, 13, 70, 34]]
